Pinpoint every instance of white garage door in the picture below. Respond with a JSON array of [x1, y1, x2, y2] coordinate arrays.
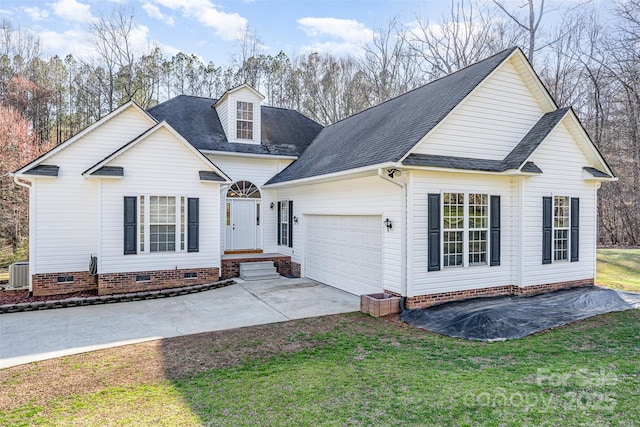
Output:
[[304, 215, 383, 295]]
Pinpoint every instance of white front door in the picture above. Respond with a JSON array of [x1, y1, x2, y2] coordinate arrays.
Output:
[[229, 199, 257, 250]]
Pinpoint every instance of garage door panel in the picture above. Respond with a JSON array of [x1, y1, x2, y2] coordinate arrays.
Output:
[[305, 215, 383, 295]]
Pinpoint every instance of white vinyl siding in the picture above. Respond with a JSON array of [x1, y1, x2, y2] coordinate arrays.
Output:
[[411, 58, 548, 160], [31, 106, 155, 274], [276, 175, 402, 295], [521, 119, 597, 286], [99, 126, 221, 274]]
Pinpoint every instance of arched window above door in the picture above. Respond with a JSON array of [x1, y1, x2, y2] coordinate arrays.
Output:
[[227, 181, 261, 199]]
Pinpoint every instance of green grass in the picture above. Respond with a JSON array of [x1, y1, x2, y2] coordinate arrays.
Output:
[[0, 269, 8, 282], [1, 310, 638, 426], [596, 248, 640, 292]]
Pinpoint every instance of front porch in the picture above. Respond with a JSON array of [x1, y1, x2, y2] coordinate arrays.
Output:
[[221, 253, 296, 280]]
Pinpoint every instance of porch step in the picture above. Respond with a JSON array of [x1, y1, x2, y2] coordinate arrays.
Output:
[[239, 261, 281, 281]]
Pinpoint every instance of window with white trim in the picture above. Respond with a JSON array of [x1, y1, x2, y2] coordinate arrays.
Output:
[[236, 101, 253, 140], [138, 195, 187, 253], [443, 193, 464, 267], [468, 193, 488, 265], [280, 200, 289, 246], [553, 196, 569, 261], [443, 192, 490, 268]]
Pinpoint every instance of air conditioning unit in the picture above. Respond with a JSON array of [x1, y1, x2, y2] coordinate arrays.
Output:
[[9, 262, 29, 289]]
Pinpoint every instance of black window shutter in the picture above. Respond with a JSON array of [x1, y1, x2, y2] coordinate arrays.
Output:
[[490, 195, 501, 266], [277, 201, 282, 245], [123, 196, 137, 255], [570, 197, 579, 262], [427, 193, 441, 271], [187, 198, 199, 252], [288, 200, 294, 248], [542, 196, 552, 264]]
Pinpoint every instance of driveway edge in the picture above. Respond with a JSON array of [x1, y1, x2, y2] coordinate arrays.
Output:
[[0, 280, 236, 314]]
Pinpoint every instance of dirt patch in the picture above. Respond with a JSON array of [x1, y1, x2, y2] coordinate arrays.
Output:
[[0, 313, 393, 411], [0, 289, 97, 305]]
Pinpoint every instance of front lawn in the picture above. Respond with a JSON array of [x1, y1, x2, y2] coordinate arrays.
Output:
[[1, 310, 638, 426], [596, 248, 640, 292]]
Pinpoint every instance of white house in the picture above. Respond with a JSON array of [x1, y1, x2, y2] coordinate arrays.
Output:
[[12, 47, 615, 308]]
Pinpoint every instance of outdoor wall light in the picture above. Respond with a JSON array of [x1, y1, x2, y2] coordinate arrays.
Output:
[[384, 218, 392, 231], [293, 216, 299, 224], [270, 202, 274, 209]]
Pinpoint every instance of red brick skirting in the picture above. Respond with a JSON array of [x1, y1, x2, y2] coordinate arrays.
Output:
[[221, 255, 292, 279], [290, 262, 301, 278], [97, 267, 219, 295], [402, 279, 594, 309], [32, 271, 98, 297]]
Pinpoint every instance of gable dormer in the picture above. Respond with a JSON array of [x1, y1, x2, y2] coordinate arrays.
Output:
[[214, 84, 265, 145]]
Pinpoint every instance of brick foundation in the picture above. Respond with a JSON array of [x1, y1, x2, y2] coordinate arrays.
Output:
[[97, 267, 219, 295], [290, 262, 301, 278], [401, 279, 594, 309], [221, 255, 292, 279], [32, 271, 98, 297]]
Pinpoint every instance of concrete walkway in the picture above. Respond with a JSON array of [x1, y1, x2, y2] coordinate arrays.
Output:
[[0, 278, 359, 369]]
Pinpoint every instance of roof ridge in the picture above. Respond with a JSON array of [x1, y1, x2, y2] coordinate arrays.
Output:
[[321, 46, 519, 129]]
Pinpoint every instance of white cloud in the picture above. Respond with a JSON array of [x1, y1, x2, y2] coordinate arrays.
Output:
[[151, 0, 247, 40], [142, 2, 175, 26], [23, 6, 49, 21], [297, 17, 375, 56], [38, 29, 96, 59], [50, 0, 95, 23], [39, 24, 154, 61]]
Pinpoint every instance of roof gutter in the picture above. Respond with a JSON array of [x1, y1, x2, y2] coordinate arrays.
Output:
[[377, 168, 408, 298], [12, 174, 32, 189], [263, 162, 398, 188]]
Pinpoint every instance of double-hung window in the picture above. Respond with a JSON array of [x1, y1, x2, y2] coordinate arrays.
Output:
[[280, 201, 289, 245], [443, 192, 489, 268], [542, 195, 579, 264], [443, 193, 464, 267], [277, 200, 293, 248], [236, 101, 253, 140], [126, 195, 198, 254], [468, 194, 489, 265], [553, 196, 570, 261], [149, 196, 178, 252]]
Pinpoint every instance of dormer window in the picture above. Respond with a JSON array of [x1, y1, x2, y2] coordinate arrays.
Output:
[[236, 101, 253, 140]]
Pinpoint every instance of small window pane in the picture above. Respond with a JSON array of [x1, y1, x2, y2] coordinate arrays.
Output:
[[553, 196, 570, 261]]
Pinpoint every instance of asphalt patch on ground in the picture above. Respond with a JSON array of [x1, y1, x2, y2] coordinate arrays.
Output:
[[400, 286, 640, 341]]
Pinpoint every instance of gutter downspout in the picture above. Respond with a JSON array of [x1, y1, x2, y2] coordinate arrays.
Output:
[[377, 168, 407, 299]]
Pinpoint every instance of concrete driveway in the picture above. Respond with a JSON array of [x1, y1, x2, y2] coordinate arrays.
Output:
[[0, 278, 360, 369]]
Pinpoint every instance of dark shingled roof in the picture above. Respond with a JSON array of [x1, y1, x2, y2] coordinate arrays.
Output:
[[199, 170, 226, 182], [148, 95, 323, 157], [91, 166, 123, 176], [24, 164, 59, 176], [266, 47, 518, 185], [503, 107, 570, 169], [520, 162, 543, 174], [403, 154, 506, 172], [583, 167, 612, 179]]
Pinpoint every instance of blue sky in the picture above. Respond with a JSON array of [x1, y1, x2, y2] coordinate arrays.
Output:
[[1, 0, 589, 65]]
